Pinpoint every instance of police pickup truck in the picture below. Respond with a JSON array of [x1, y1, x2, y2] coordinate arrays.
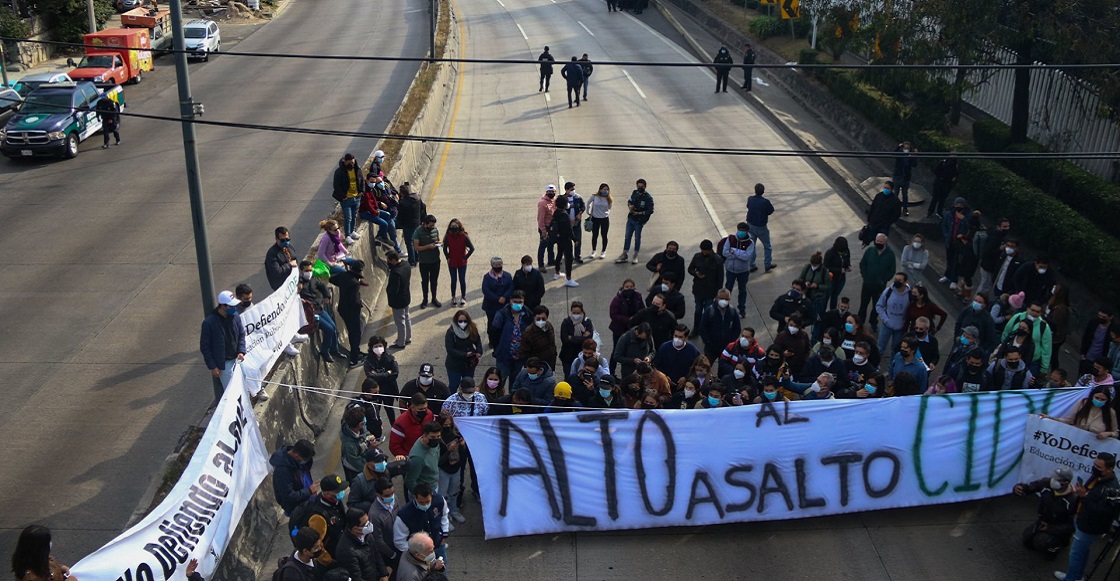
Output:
[[0, 81, 125, 160]]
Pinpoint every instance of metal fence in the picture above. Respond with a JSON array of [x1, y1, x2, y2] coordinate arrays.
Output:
[[960, 46, 1120, 181]]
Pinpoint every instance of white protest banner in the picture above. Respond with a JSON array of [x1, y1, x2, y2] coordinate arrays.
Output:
[[237, 269, 306, 393], [70, 369, 270, 580], [69, 273, 305, 579], [456, 388, 1091, 539], [1018, 414, 1120, 484]]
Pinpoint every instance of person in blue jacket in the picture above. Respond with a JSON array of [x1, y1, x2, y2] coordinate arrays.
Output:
[[199, 290, 246, 405], [269, 439, 317, 515], [492, 290, 532, 386], [481, 256, 514, 350]]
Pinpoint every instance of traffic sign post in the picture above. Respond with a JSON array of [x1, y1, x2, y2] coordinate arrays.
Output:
[[780, 0, 799, 19]]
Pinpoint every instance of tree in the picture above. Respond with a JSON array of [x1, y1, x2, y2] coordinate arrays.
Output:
[[39, 0, 115, 44]]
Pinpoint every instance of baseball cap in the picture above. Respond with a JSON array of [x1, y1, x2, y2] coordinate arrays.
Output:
[[1053, 467, 1074, 482], [363, 448, 388, 463], [419, 363, 435, 377], [217, 290, 241, 306], [373, 149, 385, 158], [320, 474, 349, 492], [292, 439, 316, 459], [598, 374, 618, 386], [962, 325, 980, 338], [554, 381, 573, 399], [545, 184, 557, 192]]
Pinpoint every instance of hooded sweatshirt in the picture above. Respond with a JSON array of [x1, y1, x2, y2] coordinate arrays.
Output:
[[987, 358, 1033, 390], [875, 284, 911, 332]]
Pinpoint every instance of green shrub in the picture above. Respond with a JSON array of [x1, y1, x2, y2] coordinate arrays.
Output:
[[809, 68, 913, 139], [798, 48, 818, 64], [748, 15, 785, 39], [792, 17, 812, 38], [971, 118, 1120, 240], [917, 131, 1120, 304], [0, 12, 31, 40]]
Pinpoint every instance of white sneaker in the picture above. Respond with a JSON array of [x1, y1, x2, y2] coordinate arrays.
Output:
[[938, 276, 950, 284], [254, 391, 269, 402], [599, 251, 607, 259], [284, 344, 300, 356], [349, 231, 362, 240], [949, 282, 958, 290], [554, 273, 564, 280], [450, 512, 466, 524], [345, 235, 355, 245], [290, 333, 310, 344], [631, 254, 639, 264], [1053, 572, 1084, 581], [564, 279, 580, 287]]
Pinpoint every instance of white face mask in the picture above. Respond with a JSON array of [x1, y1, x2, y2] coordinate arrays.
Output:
[[912, 242, 922, 249], [300, 271, 312, 281], [523, 265, 532, 273], [822, 338, 832, 346], [372, 346, 385, 356], [718, 299, 730, 309], [1050, 478, 1065, 490], [1052, 285, 1058, 295], [810, 383, 822, 393], [419, 376, 433, 386], [684, 388, 696, 398], [672, 337, 685, 348], [1005, 247, 1015, 256], [570, 314, 584, 323], [422, 552, 437, 564], [361, 520, 375, 537], [535, 319, 548, 329], [458, 321, 469, 330], [660, 284, 670, 292], [852, 354, 867, 365], [787, 326, 799, 334], [733, 369, 746, 379], [1038, 268, 1048, 274]]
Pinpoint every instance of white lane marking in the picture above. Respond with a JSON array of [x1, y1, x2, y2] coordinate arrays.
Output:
[[545, 93, 551, 102], [578, 21, 595, 36], [516, 23, 528, 40], [622, 69, 646, 99], [625, 11, 716, 81], [689, 175, 724, 235], [496, 0, 504, 5]]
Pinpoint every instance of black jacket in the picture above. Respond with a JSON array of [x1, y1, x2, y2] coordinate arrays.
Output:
[[743, 48, 756, 65], [714, 49, 734, 71], [979, 229, 1007, 272], [1012, 261, 1056, 305], [770, 291, 815, 326], [579, 59, 593, 78], [513, 267, 546, 309], [1019, 478, 1077, 539], [386, 262, 413, 309], [396, 194, 426, 229], [646, 251, 686, 289], [299, 276, 332, 312], [687, 251, 724, 299], [333, 160, 365, 202], [628, 305, 677, 347], [445, 327, 482, 373], [867, 191, 901, 229], [95, 96, 120, 125], [645, 287, 686, 321], [265, 243, 295, 291], [1076, 474, 1120, 534], [538, 51, 555, 74], [550, 208, 574, 241], [561, 61, 584, 85], [330, 270, 363, 314], [335, 531, 388, 581], [288, 495, 347, 556], [269, 446, 314, 514]]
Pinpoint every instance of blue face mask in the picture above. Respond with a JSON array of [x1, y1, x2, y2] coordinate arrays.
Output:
[[1093, 398, 1107, 408], [379, 495, 396, 507], [960, 336, 970, 345], [865, 384, 877, 395], [599, 388, 613, 398], [416, 501, 431, 511], [528, 372, 540, 381], [335, 490, 346, 502], [763, 391, 777, 400], [707, 396, 721, 406], [512, 303, 523, 312], [225, 306, 239, 316], [882, 188, 891, 195], [844, 322, 855, 333], [376, 182, 387, 190], [374, 462, 388, 472], [736, 231, 747, 239], [279, 239, 291, 247], [971, 301, 983, 312]]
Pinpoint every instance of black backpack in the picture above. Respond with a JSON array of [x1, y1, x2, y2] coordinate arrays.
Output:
[[271, 556, 304, 581]]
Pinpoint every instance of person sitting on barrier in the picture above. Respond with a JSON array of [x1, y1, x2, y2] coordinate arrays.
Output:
[[1013, 467, 1077, 561], [752, 376, 790, 405], [1043, 386, 1119, 440]]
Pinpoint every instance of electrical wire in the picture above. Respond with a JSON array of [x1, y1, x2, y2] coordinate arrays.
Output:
[[4, 35, 1120, 70]]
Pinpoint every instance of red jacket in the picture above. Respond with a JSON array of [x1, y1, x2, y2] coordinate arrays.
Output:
[[359, 190, 380, 215], [442, 232, 474, 268], [389, 409, 433, 457]]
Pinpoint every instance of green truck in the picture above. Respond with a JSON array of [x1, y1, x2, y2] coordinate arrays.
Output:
[[0, 81, 125, 160]]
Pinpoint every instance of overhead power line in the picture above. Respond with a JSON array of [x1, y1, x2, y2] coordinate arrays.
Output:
[[3, 36, 1120, 70]]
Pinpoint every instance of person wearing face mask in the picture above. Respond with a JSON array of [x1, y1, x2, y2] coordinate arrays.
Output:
[[444, 310, 483, 390], [1012, 467, 1077, 561], [904, 286, 947, 336], [838, 314, 880, 365], [287, 474, 349, 562], [954, 349, 994, 393], [754, 346, 790, 382], [907, 316, 940, 369], [944, 327, 981, 378], [629, 293, 678, 347], [891, 143, 917, 215], [562, 182, 587, 263], [682, 356, 716, 392], [700, 288, 740, 363], [350, 450, 406, 513], [512, 255, 545, 309], [1080, 307, 1116, 376], [332, 153, 365, 242], [298, 260, 343, 362], [713, 45, 734, 92], [613, 323, 656, 378], [718, 327, 764, 377], [341, 407, 380, 482], [265, 226, 298, 291], [511, 357, 557, 404], [987, 345, 1033, 390], [770, 279, 815, 336], [854, 374, 886, 399], [199, 290, 246, 405], [364, 336, 401, 422], [492, 291, 533, 384], [396, 182, 426, 266], [366, 478, 400, 567], [519, 306, 558, 371], [480, 256, 515, 350], [568, 338, 612, 381], [329, 259, 368, 367], [781, 372, 837, 401], [718, 362, 754, 400], [1001, 300, 1052, 377], [635, 361, 673, 404], [939, 198, 977, 292], [273, 527, 326, 581], [1046, 386, 1119, 439], [1053, 453, 1120, 581], [652, 325, 701, 384], [610, 278, 647, 349], [899, 234, 929, 287], [646, 241, 686, 289], [752, 377, 790, 405], [798, 345, 848, 389], [774, 315, 812, 376], [843, 342, 879, 396], [992, 237, 1023, 298], [1012, 256, 1056, 305], [270, 439, 318, 515], [544, 381, 585, 413], [537, 184, 558, 268], [634, 389, 664, 410], [560, 301, 596, 372], [812, 327, 846, 362], [640, 382, 673, 409], [1074, 357, 1116, 393], [588, 183, 612, 259], [799, 252, 832, 341], [477, 367, 505, 403], [823, 238, 851, 311], [820, 296, 852, 341], [617, 179, 655, 264], [719, 222, 755, 319], [954, 293, 997, 354], [359, 176, 398, 253], [689, 239, 726, 335], [874, 272, 911, 356], [400, 364, 451, 407], [389, 393, 435, 458], [381, 251, 414, 351], [887, 337, 929, 393], [335, 508, 390, 581], [645, 273, 686, 321], [694, 383, 728, 408], [435, 411, 467, 523], [395, 531, 446, 581], [404, 422, 445, 496], [857, 233, 896, 331], [549, 196, 579, 286], [412, 214, 443, 308], [864, 181, 901, 242], [570, 356, 605, 404], [441, 219, 474, 307], [489, 387, 535, 416], [976, 217, 1012, 296], [393, 485, 450, 569]]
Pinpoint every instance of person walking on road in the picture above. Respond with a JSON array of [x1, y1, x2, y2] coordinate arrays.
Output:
[[713, 46, 734, 93], [1054, 452, 1120, 581], [332, 153, 365, 243], [561, 57, 585, 108], [265, 225, 296, 291], [742, 42, 756, 90], [746, 183, 775, 273], [537, 184, 558, 268], [538, 46, 555, 92], [588, 183, 612, 259], [606, 0, 617, 11], [200, 290, 246, 404], [616, 179, 654, 264], [413, 214, 442, 308], [386, 251, 413, 350], [97, 93, 121, 148], [721, 222, 755, 319], [579, 53, 594, 100]]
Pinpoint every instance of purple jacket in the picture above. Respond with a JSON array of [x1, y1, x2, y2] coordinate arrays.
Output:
[[609, 289, 646, 337], [318, 231, 348, 264]]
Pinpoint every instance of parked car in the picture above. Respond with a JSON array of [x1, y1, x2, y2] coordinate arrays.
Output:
[[0, 88, 21, 125], [183, 19, 221, 61], [0, 81, 125, 160], [12, 72, 73, 98]]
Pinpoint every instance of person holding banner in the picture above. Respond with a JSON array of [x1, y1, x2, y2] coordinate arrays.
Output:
[[1014, 467, 1077, 560], [199, 290, 246, 405], [1054, 452, 1120, 581], [1044, 386, 1119, 439]]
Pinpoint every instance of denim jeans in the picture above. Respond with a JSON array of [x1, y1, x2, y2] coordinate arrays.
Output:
[[360, 210, 399, 250], [725, 270, 750, 311], [449, 265, 467, 299], [402, 227, 417, 264], [537, 232, 555, 266], [496, 359, 524, 390], [748, 224, 772, 269], [1063, 525, 1102, 581], [317, 310, 339, 355], [446, 367, 474, 395], [340, 197, 360, 236], [623, 218, 645, 253], [877, 324, 905, 355], [439, 469, 463, 517]]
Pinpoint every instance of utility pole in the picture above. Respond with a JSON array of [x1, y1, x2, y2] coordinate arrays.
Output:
[[87, 0, 97, 33], [0, 43, 9, 87], [429, 0, 436, 62]]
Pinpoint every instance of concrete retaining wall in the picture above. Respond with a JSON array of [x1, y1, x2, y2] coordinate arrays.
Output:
[[212, 4, 462, 580]]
